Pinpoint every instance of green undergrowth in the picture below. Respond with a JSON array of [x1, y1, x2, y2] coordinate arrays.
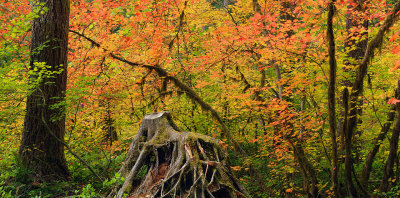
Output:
[[0, 139, 129, 198], [0, 157, 126, 197]]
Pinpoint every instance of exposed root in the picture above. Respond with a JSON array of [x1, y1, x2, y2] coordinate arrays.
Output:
[[107, 112, 246, 198]]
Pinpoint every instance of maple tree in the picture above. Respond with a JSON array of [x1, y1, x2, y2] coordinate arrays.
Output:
[[2, 0, 400, 197]]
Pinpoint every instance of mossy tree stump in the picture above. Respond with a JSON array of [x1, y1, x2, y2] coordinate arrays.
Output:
[[107, 112, 246, 198]]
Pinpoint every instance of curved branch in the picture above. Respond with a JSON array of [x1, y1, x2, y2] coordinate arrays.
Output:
[[69, 30, 243, 155]]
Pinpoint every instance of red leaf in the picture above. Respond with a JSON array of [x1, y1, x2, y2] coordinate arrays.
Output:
[[387, 98, 400, 105]]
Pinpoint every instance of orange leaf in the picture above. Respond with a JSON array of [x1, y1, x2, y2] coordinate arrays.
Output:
[[231, 166, 242, 171], [387, 98, 400, 105], [390, 59, 400, 71]]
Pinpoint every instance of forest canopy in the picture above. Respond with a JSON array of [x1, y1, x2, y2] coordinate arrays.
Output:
[[1, 0, 400, 197]]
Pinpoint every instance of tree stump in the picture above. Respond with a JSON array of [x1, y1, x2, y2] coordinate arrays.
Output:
[[107, 112, 246, 198]]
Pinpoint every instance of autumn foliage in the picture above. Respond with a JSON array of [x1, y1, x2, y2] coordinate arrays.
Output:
[[2, 0, 400, 197]]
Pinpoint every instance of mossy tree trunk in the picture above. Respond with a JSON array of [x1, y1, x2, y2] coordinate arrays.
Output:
[[19, 0, 70, 182], [108, 112, 247, 198]]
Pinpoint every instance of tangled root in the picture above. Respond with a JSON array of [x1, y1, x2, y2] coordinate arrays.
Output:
[[107, 112, 247, 198]]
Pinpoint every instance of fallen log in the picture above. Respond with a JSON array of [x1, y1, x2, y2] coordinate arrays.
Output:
[[107, 112, 247, 198]]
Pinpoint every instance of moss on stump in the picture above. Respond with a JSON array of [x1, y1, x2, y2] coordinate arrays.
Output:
[[107, 112, 247, 198]]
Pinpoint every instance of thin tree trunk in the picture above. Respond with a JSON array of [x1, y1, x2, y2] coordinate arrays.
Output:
[[341, 0, 369, 166], [346, 0, 400, 143], [274, 64, 283, 100], [343, 87, 358, 197], [222, 0, 230, 8], [290, 140, 319, 197], [335, 4, 368, 190], [327, 1, 340, 196], [101, 99, 118, 146], [380, 79, 400, 192], [343, 1, 400, 195], [19, 0, 70, 182], [360, 84, 398, 188], [339, 4, 369, 191]]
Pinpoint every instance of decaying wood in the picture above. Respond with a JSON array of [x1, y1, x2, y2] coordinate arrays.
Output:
[[107, 112, 246, 198]]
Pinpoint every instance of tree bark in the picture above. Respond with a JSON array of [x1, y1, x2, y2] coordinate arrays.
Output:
[[327, 1, 340, 196], [340, 0, 368, 146], [380, 79, 400, 192], [341, 1, 368, 195], [343, 0, 400, 195], [19, 0, 70, 182]]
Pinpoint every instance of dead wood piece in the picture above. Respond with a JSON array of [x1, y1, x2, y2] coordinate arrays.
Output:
[[108, 112, 247, 198]]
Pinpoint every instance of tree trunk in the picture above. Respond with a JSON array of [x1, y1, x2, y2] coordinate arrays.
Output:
[[342, 0, 400, 196], [108, 112, 247, 198], [343, 0, 368, 70], [19, 0, 70, 182], [101, 99, 118, 145], [341, 1, 368, 195], [360, 81, 399, 188], [327, 1, 340, 196], [380, 79, 400, 192], [290, 140, 319, 198]]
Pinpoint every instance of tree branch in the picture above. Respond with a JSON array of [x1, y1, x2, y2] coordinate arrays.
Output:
[[69, 29, 243, 156]]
